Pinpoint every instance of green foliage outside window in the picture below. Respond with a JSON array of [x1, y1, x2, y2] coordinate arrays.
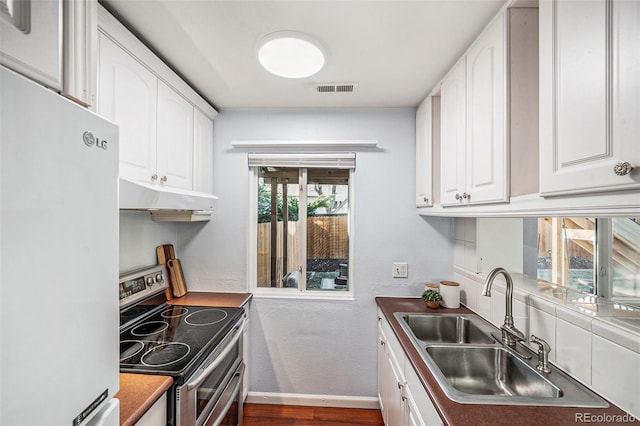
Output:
[[258, 184, 331, 223]]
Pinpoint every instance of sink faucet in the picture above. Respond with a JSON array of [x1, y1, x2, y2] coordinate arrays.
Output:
[[481, 267, 526, 347]]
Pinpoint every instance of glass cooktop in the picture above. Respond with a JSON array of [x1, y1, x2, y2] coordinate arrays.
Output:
[[119, 305, 243, 377]]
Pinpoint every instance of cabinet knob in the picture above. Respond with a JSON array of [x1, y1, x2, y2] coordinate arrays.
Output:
[[462, 192, 470, 199], [613, 161, 634, 176], [455, 193, 461, 200], [151, 174, 158, 181], [423, 197, 428, 203], [160, 175, 168, 183]]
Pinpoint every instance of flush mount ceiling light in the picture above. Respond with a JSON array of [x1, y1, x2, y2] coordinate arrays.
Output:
[[257, 32, 325, 79]]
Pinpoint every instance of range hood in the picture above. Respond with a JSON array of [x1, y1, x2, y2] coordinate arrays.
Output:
[[119, 178, 218, 221]]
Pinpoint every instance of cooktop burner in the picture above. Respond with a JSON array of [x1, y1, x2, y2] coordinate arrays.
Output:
[[120, 340, 144, 362], [120, 305, 243, 377], [185, 308, 227, 326], [141, 342, 191, 367], [161, 306, 188, 318], [131, 321, 169, 336]]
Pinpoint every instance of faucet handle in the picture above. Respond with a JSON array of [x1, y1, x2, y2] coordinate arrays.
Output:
[[530, 334, 551, 373], [501, 323, 525, 346]]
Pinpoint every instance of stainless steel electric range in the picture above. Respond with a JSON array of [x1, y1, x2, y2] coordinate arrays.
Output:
[[119, 265, 245, 426]]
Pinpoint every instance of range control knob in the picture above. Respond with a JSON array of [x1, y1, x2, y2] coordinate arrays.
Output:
[[155, 273, 164, 283], [146, 276, 156, 286]]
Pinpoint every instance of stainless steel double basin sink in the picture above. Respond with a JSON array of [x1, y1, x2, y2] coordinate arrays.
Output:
[[395, 312, 608, 408]]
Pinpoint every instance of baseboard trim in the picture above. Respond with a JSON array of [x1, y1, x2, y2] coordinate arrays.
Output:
[[245, 392, 380, 409]]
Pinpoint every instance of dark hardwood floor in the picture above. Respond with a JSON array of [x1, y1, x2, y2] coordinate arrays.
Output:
[[243, 403, 385, 426]]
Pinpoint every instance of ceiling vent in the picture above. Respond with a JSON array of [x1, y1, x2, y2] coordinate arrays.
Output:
[[314, 83, 358, 94]]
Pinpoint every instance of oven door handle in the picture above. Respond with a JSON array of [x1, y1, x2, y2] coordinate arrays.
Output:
[[205, 363, 244, 426], [187, 317, 245, 391]]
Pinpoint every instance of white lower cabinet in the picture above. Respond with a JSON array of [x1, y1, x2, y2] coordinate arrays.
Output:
[[135, 393, 167, 426], [404, 359, 442, 426], [378, 311, 443, 426], [242, 304, 250, 402]]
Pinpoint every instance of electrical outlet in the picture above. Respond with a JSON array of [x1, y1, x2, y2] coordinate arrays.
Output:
[[393, 262, 408, 278]]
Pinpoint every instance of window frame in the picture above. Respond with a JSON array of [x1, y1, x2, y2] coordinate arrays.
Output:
[[248, 166, 356, 300], [601, 218, 640, 304]]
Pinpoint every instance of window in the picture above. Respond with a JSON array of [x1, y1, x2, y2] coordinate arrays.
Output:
[[249, 154, 354, 297], [610, 218, 640, 299], [537, 218, 596, 293], [537, 217, 640, 302]]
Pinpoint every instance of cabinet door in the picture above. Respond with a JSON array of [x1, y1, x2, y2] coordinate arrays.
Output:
[[440, 58, 466, 206], [157, 80, 194, 190], [416, 97, 433, 207], [193, 108, 214, 194], [540, 0, 640, 196], [135, 394, 167, 426], [465, 14, 508, 205], [405, 357, 443, 426], [405, 389, 426, 426], [611, 0, 640, 191], [385, 344, 406, 426], [97, 32, 157, 183], [0, 0, 62, 90], [377, 323, 388, 423]]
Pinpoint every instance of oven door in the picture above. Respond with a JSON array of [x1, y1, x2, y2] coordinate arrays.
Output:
[[205, 362, 244, 426], [177, 317, 245, 426]]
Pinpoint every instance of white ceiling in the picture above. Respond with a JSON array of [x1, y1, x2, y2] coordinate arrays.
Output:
[[101, 0, 507, 110]]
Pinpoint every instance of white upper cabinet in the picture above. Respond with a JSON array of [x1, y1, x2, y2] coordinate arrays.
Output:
[[465, 13, 507, 205], [98, 32, 157, 183], [440, 12, 507, 207], [540, 0, 640, 196], [96, 5, 218, 194], [1, 0, 97, 105], [415, 96, 434, 207], [193, 108, 215, 195], [440, 58, 467, 206], [157, 80, 194, 190], [1, 0, 63, 90]]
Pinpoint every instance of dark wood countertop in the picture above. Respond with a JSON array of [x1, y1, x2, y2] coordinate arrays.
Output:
[[118, 291, 252, 425], [376, 297, 629, 426], [167, 291, 252, 308]]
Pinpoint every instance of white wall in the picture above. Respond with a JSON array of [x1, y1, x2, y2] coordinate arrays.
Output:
[[177, 108, 454, 399], [119, 211, 177, 273]]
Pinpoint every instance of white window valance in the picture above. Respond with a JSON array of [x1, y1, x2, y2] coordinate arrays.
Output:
[[247, 153, 356, 169], [232, 139, 376, 149]]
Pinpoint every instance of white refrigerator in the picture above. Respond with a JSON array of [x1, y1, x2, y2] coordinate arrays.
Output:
[[1, 66, 120, 425]]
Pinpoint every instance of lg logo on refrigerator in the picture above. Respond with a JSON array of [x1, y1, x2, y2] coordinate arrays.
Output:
[[82, 131, 108, 150]]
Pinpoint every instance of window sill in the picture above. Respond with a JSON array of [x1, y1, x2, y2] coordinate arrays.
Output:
[[251, 291, 356, 302]]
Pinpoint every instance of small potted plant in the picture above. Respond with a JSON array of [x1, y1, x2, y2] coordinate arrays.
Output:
[[421, 289, 442, 309]]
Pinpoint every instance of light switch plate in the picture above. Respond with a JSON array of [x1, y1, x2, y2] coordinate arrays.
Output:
[[393, 262, 408, 278]]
